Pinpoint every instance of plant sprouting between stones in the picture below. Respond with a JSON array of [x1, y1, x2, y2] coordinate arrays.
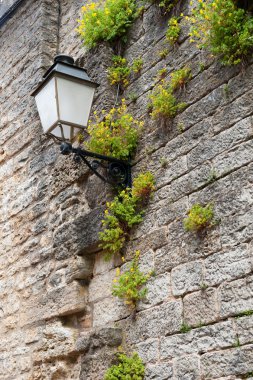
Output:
[[112, 250, 154, 309], [99, 172, 155, 260], [166, 16, 181, 45], [188, 0, 253, 65], [183, 203, 216, 232], [104, 352, 145, 380], [77, 0, 137, 48], [149, 67, 191, 119], [85, 99, 142, 160]]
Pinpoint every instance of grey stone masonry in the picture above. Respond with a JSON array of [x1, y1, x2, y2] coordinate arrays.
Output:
[[1, 0, 253, 378]]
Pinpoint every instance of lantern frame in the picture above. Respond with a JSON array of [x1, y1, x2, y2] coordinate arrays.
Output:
[[31, 55, 132, 188]]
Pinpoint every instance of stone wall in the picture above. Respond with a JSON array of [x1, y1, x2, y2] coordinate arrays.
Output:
[[1, 0, 253, 379]]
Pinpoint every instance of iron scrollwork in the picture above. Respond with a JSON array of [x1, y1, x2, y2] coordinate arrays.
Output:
[[60, 142, 131, 188]]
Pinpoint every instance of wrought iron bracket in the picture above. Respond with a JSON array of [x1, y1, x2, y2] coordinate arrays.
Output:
[[60, 142, 132, 188]]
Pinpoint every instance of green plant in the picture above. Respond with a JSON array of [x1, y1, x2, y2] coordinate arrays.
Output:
[[85, 100, 142, 160], [177, 122, 185, 133], [159, 48, 169, 59], [234, 336, 241, 348], [169, 67, 192, 91], [112, 251, 153, 308], [132, 171, 155, 203], [206, 169, 217, 184], [198, 62, 205, 72], [180, 322, 191, 333], [166, 17, 181, 45], [107, 56, 131, 87], [197, 321, 205, 328], [99, 172, 155, 260], [127, 92, 138, 103], [160, 157, 169, 168], [104, 352, 145, 379], [223, 83, 230, 99], [145, 0, 179, 13], [157, 67, 168, 79], [77, 0, 137, 48], [235, 310, 253, 318], [149, 80, 186, 119], [99, 189, 143, 260], [189, 0, 253, 65], [132, 58, 144, 73], [159, 0, 178, 12], [183, 203, 215, 232], [200, 282, 208, 291]]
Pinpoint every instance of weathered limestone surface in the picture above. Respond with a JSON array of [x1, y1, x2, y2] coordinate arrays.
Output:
[[1, 0, 253, 379]]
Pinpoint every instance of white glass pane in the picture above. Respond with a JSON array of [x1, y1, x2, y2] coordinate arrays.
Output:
[[56, 77, 95, 128], [34, 78, 58, 133]]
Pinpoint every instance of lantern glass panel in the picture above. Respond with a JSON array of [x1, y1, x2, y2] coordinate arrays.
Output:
[[56, 76, 96, 128], [34, 77, 58, 133]]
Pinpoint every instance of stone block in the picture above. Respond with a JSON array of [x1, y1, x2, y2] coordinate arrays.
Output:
[[204, 245, 252, 287], [188, 116, 253, 170], [53, 207, 104, 258], [136, 339, 159, 363], [155, 155, 188, 188], [219, 275, 253, 318], [66, 254, 95, 283], [76, 327, 122, 353], [126, 227, 168, 256], [213, 139, 253, 179], [213, 90, 253, 134], [92, 297, 129, 327], [20, 282, 87, 326], [156, 163, 212, 204], [201, 345, 253, 379], [145, 363, 173, 379], [122, 301, 183, 345], [155, 197, 189, 227], [138, 273, 171, 310], [171, 261, 204, 296], [174, 355, 201, 380], [235, 315, 253, 345], [35, 320, 78, 361], [161, 321, 235, 361], [88, 269, 116, 303], [183, 288, 219, 326]]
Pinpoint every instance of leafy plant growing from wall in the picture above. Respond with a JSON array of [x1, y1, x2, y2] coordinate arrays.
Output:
[[77, 0, 137, 48], [112, 250, 153, 310], [107, 56, 143, 89], [189, 0, 253, 65], [85, 100, 142, 160], [104, 352, 145, 379], [149, 81, 185, 119], [149, 67, 191, 119], [107, 56, 131, 88], [132, 57, 144, 74], [144, 0, 179, 13], [170, 67, 192, 91], [166, 16, 181, 45], [183, 203, 216, 232], [99, 172, 155, 260]]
